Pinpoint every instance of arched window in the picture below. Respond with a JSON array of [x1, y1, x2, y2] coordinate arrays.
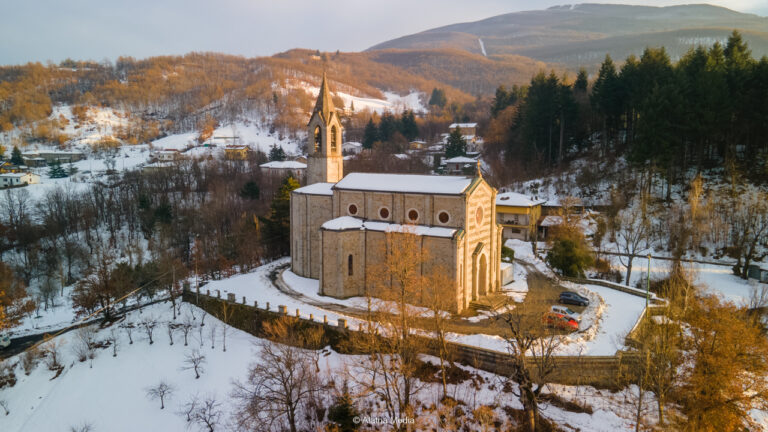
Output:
[[348, 255, 353, 276], [314, 126, 322, 152], [331, 126, 338, 152]]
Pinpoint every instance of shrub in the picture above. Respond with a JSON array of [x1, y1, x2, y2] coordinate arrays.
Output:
[[546, 227, 594, 277]]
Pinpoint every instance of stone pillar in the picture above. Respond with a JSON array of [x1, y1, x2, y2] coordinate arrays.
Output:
[[278, 305, 287, 315], [227, 293, 235, 302]]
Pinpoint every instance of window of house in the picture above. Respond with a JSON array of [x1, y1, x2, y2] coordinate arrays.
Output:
[[379, 207, 390, 219], [438, 211, 450, 224], [314, 126, 322, 152], [407, 209, 419, 222], [348, 255, 353, 276], [475, 206, 483, 225], [348, 204, 358, 216], [331, 126, 338, 152]]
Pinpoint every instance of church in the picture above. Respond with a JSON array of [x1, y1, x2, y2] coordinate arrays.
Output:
[[290, 73, 503, 313]]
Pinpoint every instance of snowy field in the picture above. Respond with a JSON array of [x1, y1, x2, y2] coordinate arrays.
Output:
[[0, 301, 662, 432]]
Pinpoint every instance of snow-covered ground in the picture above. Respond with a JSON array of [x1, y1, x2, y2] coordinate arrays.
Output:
[[152, 121, 299, 155], [0, 300, 660, 432], [293, 80, 425, 114]]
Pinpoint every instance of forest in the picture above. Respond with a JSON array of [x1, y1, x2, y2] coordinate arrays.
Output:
[[484, 31, 768, 189]]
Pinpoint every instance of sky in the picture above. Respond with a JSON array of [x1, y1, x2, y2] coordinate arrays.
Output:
[[1, 0, 766, 65]]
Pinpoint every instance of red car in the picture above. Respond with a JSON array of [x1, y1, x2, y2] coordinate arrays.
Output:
[[542, 312, 579, 331]]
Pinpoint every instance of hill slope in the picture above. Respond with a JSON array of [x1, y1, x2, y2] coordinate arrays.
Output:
[[369, 3, 768, 69]]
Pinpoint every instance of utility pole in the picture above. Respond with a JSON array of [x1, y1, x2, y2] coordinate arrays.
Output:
[[646, 253, 651, 309]]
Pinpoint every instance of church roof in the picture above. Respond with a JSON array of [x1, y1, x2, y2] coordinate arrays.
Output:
[[293, 182, 334, 196], [321, 216, 457, 238], [334, 172, 473, 195], [312, 71, 336, 124]]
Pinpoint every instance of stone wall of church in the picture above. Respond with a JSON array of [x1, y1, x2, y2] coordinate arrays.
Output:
[[319, 229, 366, 298], [291, 192, 333, 279], [333, 190, 466, 228]]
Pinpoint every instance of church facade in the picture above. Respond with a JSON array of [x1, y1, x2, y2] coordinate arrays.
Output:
[[290, 74, 502, 313]]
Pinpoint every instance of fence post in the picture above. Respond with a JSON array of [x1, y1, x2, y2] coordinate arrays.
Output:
[[226, 293, 235, 302], [242, 296, 246, 304], [254, 301, 258, 308], [216, 290, 221, 299], [296, 308, 300, 317], [278, 305, 287, 315], [309, 314, 314, 321], [337, 318, 347, 329], [323, 315, 328, 325], [266, 302, 270, 311], [206, 289, 210, 296]]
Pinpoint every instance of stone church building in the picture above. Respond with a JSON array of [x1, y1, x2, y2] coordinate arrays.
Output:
[[290, 74, 502, 312]]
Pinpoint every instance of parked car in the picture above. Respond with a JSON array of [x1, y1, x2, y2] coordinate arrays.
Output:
[[0, 334, 10, 349], [551, 305, 581, 322], [559, 291, 589, 307], [542, 312, 579, 331]]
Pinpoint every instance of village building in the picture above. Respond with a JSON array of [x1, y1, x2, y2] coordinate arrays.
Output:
[[0, 172, 40, 188], [153, 149, 182, 161], [224, 145, 249, 160], [444, 156, 478, 175], [0, 161, 28, 173], [342, 141, 362, 155], [22, 150, 84, 164], [496, 192, 546, 241], [290, 74, 503, 313], [259, 160, 307, 178]]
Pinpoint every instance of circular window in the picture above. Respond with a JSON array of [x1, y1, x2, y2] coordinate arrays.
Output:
[[379, 207, 390, 219], [475, 206, 483, 225], [407, 209, 419, 222], [438, 211, 450, 224], [348, 204, 358, 216]]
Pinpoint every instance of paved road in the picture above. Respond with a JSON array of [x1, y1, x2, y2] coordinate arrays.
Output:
[[0, 297, 170, 360]]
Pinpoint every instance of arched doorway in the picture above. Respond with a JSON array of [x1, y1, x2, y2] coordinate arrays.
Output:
[[478, 254, 487, 297]]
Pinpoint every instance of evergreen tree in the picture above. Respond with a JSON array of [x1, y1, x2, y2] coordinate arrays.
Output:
[[445, 127, 467, 158], [327, 387, 360, 432], [48, 160, 68, 178], [268, 144, 286, 161], [574, 68, 589, 92], [259, 176, 299, 257], [428, 88, 447, 108], [399, 110, 418, 141], [378, 112, 399, 143], [362, 118, 378, 149], [239, 181, 260, 200], [10, 146, 23, 166]]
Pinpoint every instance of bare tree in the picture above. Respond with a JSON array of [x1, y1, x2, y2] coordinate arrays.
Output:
[[68, 422, 93, 432], [209, 322, 217, 350], [231, 317, 322, 432], [145, 380, 175, 409], [499, 304, 561, 432], [107, 328, 119, 357], [141, 316, 157, 345], [72, 326, 97, 364], [167, 323, 175, 346], [615, 208, 649, 285], [41, 336, 65, 371], [189, 395, 222, 432], [121, 322, 135, 344], [182, 350, 206, 379], [180, 314, 194, 346]]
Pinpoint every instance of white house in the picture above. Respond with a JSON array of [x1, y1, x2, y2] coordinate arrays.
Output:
[[154, 149, 182, 161], [444, 156, 478, 174], [259, 160, 307, 177], [0, 172, 40, 188], [342, 141, 363, 154]]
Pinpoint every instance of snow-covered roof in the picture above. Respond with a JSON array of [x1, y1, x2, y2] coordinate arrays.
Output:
[[449, 123, 477, 128], [293, 182, 334, 196], [393, 153, 409, 160], [342, 141, 362, 148], [0, 173, 35, 178], [260, 161, 307, 169], [321, 216, 457, 238], [445, 156, 477, 164], [334, 173, 473, 195], [541, 215, 564, 227], [496, 192, 546, 207]]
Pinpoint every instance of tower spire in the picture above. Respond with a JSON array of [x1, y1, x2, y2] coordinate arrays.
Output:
[[313, 71, 336, 124]]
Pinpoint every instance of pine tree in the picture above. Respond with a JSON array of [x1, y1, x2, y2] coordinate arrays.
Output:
[[10, 146, 23, 166], [378, 112, 399, 143], [400, 110, 418, 141], [428, 88, 447, 108], [268, 144, 286, 161], [574, 68, 589, 92], [362, 118, 378, 149], [259, 176, 299, 257], [48, 160, 68, 178], [445, 127, 466, 158]]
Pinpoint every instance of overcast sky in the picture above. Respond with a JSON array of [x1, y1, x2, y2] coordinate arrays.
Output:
[[1, 1, 766, 65]]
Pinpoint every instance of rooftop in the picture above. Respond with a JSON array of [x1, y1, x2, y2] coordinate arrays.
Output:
[[333, 172, 473, 195], [445, 156, 477, 164], [496, 192, 547, 207], [260, 161, 307, 169], [293, 182, 334, 196], [321, 216, 457, 238], [449, 122, 478, 128]]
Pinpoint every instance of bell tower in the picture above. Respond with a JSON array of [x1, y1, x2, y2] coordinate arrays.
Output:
[[306, 72, 344, 185]]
